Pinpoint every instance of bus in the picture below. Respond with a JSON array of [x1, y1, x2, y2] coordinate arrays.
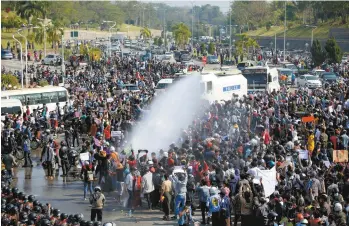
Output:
[[1, 99, 23, 121], [1, 86, 69, 113], [241, 66, 280, 94]]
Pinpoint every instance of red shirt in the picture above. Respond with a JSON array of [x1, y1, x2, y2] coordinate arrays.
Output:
[[330, 135, 337, 150]]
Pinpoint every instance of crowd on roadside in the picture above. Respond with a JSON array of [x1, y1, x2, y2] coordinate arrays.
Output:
[[2, 44, 349, 226]]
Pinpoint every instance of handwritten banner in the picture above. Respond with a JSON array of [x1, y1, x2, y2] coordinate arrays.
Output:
[[333, 150, 348, 163]]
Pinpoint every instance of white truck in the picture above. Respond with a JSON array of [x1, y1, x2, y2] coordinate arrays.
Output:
[[200, 68, 248, 102]]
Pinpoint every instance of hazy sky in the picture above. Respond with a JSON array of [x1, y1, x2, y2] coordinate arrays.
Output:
[[140, 0, 231, 13]]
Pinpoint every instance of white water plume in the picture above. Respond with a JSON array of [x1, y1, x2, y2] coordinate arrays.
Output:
[[129, 74, 203, 155]]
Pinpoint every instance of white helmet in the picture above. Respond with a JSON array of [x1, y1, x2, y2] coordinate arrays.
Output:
[[334, 203, 342, 212], [94, 186, 101, 192], [209, 187, 218, 195], [300, 219, 308, 224], [110, 146, 115, 152]]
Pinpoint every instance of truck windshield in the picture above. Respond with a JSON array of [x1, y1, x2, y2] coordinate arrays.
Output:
[[242, 69, 268, 89]]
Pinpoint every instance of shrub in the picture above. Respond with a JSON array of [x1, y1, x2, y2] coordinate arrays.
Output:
[[266, 22, 272, 31], [38, 80, 49, 87], [1, 74, 19, 89]]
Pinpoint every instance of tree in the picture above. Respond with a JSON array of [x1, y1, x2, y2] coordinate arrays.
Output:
[[157, 37, 163, 46], [153, 37, 158, 46], [16, 1, 50, 25], [246, 37, 259, 58], [47, 20, 64, 51], [208, 42, 215, 55], [1, 11, 25, 31], [325, 37, 343, 64], [140, 27, 151, 39], [311, 39, 326, 66], [200, 43, 207, 56], [172, 23, 191, 48]]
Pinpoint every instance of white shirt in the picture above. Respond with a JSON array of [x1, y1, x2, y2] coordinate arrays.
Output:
[[125, 173, 134, 191]]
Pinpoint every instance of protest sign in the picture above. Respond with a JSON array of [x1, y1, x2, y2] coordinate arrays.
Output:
[[256, 167, 277, 197], [298, 150, 308, 159], [94, 137, 101, 147], [111, 131, 122, 137], [333, 150, 348, 163], [107, 98, 114, 103], [80, 153, 89, 161], [323, 161, 331, 168], [301, 116, 314, 123]]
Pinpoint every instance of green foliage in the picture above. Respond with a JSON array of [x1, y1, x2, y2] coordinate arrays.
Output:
[[1, 11, 25, 30], [140, 27, 151, 39], [172, 23, 191, 48], [325, 37, 343, 64], [230, 1, 349, 30], [1, 74, 20, 89], [157, 37, 163, 46], [153, 37, 158, 46], [266, 22, 272, 31], [200, 43, 207, 55], [38, 80, 49, 87], [311, 39, 327, 67], [208, 42, 215, 55]]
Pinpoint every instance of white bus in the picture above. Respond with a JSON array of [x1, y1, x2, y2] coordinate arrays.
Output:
[[241, 66, 280, 94], [1, 99, 23, 120], [1, 86, 69, 113]]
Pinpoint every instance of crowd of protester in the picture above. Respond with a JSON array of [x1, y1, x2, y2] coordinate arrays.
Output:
[[1, 46, 349, 226]]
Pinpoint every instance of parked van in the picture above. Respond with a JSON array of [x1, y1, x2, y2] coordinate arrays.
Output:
[[1, 99, 23, 120]]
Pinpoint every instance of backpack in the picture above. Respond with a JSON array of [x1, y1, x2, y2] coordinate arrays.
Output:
[[186, 175, 195, 191], [219, 196, 230, 218], [152, 173, 163, 189]]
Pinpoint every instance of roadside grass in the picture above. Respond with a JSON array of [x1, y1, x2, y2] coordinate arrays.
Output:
[[245, 21, 349, 39]]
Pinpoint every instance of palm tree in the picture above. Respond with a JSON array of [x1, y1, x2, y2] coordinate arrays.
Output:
[[140, 27, 151, 39], [16, 1, 50, 26], [47, 21, 64, 51], [246, 37, 259, 59], [235, 34, 249, 59], [172, 23, 191, 49], [34, 22, 45, 45]]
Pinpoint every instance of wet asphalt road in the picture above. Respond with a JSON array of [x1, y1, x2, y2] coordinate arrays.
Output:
[[12, 152, 181, 226]]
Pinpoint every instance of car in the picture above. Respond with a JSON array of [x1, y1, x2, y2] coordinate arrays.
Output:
[[311, 69, 325, 78], [319, 72, 338, 84], [297, 74, 322, 88], [237, 60, 257, 71], [1, 50, 13, 60], [123, 84, 140, 93], [162, 55, 175, 64], [42, 54, 61, 65], [283, 63, 299, 77], [207, 55, 220, 64]]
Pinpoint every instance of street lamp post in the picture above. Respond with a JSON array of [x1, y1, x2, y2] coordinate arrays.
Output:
[[103, 20, 116, 58], [37, 18, 47, 57], [61, 31, 65, 78], [17, 28, 28, 87], [229, 5, 231, 60], [305, 25, 317, 47], [283, 1, 286, 61], [191, 1, 194, 50], [12, 34, 24, 89]]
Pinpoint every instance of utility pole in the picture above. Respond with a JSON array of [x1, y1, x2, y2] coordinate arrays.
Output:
[[229, 3, 232, 60], [13, 35, 23, 89], [190, 1, 195, 50], [283, 1, 286, 61]]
